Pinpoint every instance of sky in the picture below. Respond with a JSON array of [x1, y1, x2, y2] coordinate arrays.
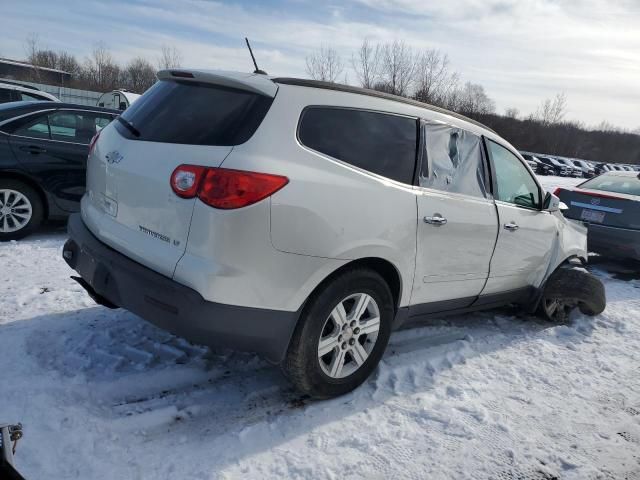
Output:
[[2, 0, 639, 130]]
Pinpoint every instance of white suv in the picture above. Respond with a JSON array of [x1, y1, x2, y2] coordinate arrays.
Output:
[[63, 70, 605, 398]]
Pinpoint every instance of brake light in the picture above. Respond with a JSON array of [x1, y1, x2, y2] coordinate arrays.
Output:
[[553, 188, 563, 196], [88, 131, 100, 156], [199, 168, 288, 209], [170, 165, 288, 209]]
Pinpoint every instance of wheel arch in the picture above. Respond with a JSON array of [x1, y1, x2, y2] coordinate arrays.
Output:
[[0, 170, 50, 220], [307, 256, 404, 313]]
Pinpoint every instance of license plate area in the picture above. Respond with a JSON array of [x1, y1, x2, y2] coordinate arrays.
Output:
[[581, 209, 605, 223]]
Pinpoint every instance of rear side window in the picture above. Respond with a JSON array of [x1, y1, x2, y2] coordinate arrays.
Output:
[[419, 122, 486, 198], [298, 107, 417, 184], [116, 80, 273, 146], [581, 175, 640, 196]]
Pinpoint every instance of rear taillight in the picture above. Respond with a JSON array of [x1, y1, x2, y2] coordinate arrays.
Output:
[[553, 187, 563, 196], [170, 165, 288, 209], [88, 131, 100, 156]]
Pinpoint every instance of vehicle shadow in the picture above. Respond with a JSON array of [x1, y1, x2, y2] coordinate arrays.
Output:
[[7, 301, 603, 477]]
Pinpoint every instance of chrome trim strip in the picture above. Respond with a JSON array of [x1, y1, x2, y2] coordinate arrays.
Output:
[[570, 201, 622, 214]]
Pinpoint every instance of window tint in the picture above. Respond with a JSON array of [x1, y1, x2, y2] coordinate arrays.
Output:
[[419, 123, 486, 197], [13, 114, 50, 139], [19, 91, 45, 101], [299, 107, 417, 184], [581, 174, 640, 196], [0, 88, 13, 103], [117, 80, 273, 146], [487, 140, 541, 209], [48, 112, 108, 144]]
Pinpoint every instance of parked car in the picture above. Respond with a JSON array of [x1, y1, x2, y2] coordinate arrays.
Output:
[[0, 101, 118, 240], [571, 159, 596, 178], [520, 153, 554, 175], [97, 89, 141, 111], [0, 80, 59, 104], [555, 171, 640, 260], [554, 157, 581, 177], [62, 70, 605, 399], [537, 156, 571, 176], [593, 163, 608, 175]]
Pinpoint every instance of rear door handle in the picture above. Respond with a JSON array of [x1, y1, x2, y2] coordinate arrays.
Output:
[[424, 214, 447, 226], [504, 222, 519, 231], [19, 145, 47, 154]]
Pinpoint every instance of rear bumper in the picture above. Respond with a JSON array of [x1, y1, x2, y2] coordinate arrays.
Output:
[[63, 214, 300, 363], [588, 223, 640, 260]]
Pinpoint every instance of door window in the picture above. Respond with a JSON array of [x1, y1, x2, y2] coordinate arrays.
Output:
[[13, 114, 51, 139], [419, 122, 486, 197], [0, 88, 13, 103], [487, 140, 541, 209], [48, 112, 106, 144], [298, 107, 418, 184]]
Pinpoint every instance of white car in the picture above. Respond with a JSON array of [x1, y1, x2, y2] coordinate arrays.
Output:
[[0, 81, 59, 103], [63, 70, 605, 398]]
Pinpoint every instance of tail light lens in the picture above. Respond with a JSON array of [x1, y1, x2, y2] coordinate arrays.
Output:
[[171, 165, 206, 198], [170, 165, 288, 209], [88, 131, 101, 156], [553, 187, 562, 196]]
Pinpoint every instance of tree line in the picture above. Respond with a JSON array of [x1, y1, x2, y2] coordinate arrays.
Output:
[[20, 34, 181, 94], [13, 35, 640, 165], [306, 40, 640, 165]]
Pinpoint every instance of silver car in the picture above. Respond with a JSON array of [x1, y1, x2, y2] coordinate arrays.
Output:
[[62, 70, 605, 398]]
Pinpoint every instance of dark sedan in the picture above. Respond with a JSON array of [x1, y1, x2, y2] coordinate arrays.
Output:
[[555, 171, 640, 260], [0, 101, 118, 240]]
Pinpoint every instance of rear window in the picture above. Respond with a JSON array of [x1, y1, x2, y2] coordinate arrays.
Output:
[[116, 80, 273, 146], [581, 174, 640, 196], [298, 107, 417, 184]]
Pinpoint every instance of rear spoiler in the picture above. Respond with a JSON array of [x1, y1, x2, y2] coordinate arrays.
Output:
[[157, 69, 278, 97]]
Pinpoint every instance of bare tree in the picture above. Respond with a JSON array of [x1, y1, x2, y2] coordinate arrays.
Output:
[[351, 38, 380, 89], [377, 40, 415, 96], [413, 49, 457, 106], [455, 82, 496, 116], [123, 57, 156, 93], [57, 51, 81, 77], [158, 45, 182, 70], [535, 93, 567, 125], [504, 107, 520, 119], [305, 45, 344, 83], [82, 43, 121, 91]]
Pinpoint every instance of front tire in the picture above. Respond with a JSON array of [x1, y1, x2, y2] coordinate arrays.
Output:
[[539, 268, 606, 322], [0, 179, 44, 241], [283, 268, 394, 399]]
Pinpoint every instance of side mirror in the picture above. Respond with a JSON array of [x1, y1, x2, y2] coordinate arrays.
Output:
[[543, 191, 564, 212]]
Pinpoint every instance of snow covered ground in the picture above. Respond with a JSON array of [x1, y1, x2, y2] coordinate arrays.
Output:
[[1, 176, 640, 479]]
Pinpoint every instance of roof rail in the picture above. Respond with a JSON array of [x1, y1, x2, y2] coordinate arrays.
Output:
[[271, 77, 496, 134]]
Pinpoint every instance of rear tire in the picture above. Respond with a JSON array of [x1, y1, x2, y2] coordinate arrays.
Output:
[[539, 268, 606, 322], [282, 268, 394, 399], [0, 179, 44, 241]]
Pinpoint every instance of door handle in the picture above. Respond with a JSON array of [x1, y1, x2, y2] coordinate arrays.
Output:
[[19, 145, 46, 154], [424, 214, 447, 226], [504, 222, 519, 231]]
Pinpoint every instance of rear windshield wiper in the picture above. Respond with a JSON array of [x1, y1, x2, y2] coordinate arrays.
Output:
[[117, 117, 141, 137]]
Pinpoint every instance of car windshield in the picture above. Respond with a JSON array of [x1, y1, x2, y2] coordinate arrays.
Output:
[[580, 174, 640, 196]]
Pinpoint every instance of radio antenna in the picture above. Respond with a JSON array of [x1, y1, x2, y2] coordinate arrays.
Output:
[[245, 37, 267, 75]]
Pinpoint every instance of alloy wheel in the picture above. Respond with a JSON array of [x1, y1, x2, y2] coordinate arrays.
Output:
[[317, 292, 381, 379], [0, 189, 33, 233]]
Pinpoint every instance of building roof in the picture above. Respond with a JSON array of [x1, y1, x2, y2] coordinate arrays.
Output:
[[0, 57, 71, 75]]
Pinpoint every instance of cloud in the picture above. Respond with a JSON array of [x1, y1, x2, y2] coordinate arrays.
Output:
[[1, 0, 639, 129]]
